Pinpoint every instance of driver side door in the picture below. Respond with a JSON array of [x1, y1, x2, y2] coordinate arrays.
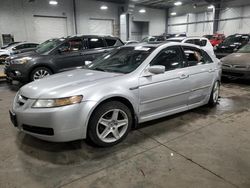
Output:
[[138, 46, 191, 122], [52, 38, 86, 72]]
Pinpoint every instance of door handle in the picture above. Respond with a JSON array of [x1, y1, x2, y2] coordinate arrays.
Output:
[[179, 74, 189, 79], [208, 69, 215, 73]]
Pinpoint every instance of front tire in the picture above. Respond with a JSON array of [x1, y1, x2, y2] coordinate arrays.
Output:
[[208, 80, 220, 107], [30, 67, 52, 81], [88, 101, 132, 147]]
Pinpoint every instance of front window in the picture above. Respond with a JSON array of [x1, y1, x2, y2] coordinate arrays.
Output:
[[87, 46, 155, 74], [237, 44, 250, 53], [36, 39, 65, 54]]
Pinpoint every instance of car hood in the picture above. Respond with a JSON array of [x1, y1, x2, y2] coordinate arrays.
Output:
[[0, 49, 8, 54], [20, 69, 123, 99], [221, 53, 250, 66], [10, 50, 39, 60]]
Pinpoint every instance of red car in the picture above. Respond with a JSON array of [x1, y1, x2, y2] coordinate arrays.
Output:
[[209, 33, 225, 46]]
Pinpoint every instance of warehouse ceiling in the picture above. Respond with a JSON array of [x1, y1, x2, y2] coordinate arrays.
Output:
[[97, 0, 246, 9]]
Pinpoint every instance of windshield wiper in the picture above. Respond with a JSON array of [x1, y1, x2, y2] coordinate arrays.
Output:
[[93, 67, 106, 72]]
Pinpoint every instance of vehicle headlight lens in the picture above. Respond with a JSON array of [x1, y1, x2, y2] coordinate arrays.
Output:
[[14, 57, 32, 64], [32, 95, 83, 108]]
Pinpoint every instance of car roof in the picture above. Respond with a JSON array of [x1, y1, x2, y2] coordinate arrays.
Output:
[[168, 37, 207, 41], [68, 35, 120, 39], [123, 41, 201, 49]]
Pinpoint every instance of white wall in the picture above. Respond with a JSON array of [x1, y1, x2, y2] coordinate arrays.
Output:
[[0, 0, 75, 43], [218, 6, 250, 36], [131, 7, 166, 37], [168, 3, 250, 37], [75, 0, 120, 36], [168, 12, 214, 36]]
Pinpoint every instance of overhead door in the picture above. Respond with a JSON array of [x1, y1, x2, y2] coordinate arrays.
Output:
[[33, 16, 68, 43], [89, 19, 113, 35]]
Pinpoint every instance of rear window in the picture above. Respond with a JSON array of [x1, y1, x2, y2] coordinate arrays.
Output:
[[105, 38, 123, 47], [88, 38, 105, 49]]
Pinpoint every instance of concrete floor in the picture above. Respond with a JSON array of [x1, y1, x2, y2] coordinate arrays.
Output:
[[0, 80, 250, 188]]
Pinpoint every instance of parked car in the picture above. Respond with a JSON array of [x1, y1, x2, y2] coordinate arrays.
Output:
[[1, 42, 21, 49], [209, 33, 225, 47], [4, 35, 124, 83], [215, 34, 250, 58], [221, 43, 250, 79], [141, 35, 168, 42], [0, 42, 39, 63], [9, 42, 221, 147], [203, 35, 213, 40], [124, 40, 139, 45], [167, 37, 215, 57]]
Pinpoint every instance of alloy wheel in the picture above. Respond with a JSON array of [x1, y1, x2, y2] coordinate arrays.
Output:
[[96, 109, 129, 143], [33, 69, 51, 80]]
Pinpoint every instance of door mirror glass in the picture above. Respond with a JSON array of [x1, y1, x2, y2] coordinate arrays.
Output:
[[58, 46, 70, 54], [148, 65, 165, 74]]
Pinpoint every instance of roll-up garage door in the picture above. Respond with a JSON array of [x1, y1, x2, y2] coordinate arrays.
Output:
[[33, 16, 68, 43], [89, 19, 113, 35]]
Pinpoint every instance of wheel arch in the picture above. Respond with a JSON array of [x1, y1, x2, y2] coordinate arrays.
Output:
[[28, 64, 55, 80], [85, 96, 138, 138]]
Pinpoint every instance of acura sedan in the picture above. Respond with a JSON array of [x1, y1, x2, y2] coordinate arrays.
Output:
[[10, 42, 221, 147]]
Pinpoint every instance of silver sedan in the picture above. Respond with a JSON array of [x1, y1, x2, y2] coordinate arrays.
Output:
[[10, 42, 221, 147]]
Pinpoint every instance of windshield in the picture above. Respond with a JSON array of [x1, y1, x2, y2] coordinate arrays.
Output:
[[237, 44, 250, 53], [222, 35, 249, 45], [36, 39, 65, 54], [87, 46, 155, 74]]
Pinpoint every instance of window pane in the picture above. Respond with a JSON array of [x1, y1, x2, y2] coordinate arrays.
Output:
[[105, 39, 116, 46], [61, 39, 83, 52], [183, 47, 205, 66], [88, 38, 105, 49], [151, 47, 183, 71]]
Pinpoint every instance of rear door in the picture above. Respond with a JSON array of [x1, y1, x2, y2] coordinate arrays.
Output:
[[81, 37, 109, 63], [182, 46, 215, 106], [52, 38, 86, 72]]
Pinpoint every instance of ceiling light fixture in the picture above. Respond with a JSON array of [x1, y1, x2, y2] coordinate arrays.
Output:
[[174, 1, 182, 6], [139, 9, 146, 13], [208, 5, 214, 9], [100, 5, 108, 10], [171, 12, 177, 16], [49, 0, 58, 5]]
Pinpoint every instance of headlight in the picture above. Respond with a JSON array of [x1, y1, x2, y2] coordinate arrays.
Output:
[[13, 57, 32, 64], [32, 95, 83, 108]]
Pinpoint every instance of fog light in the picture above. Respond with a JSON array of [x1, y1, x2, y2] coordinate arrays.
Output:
[[14, 71, 21, 76]]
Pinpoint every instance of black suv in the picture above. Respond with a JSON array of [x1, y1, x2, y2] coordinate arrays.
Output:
[[215, 34, 250, 58], [4, 35, 123, 83]]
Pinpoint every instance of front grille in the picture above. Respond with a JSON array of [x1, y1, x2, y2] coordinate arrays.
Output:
[[22, 124, 54, 136], [234, 65, 247, 69], [222, 64, 231, 68], [222, 71, 244, 77]]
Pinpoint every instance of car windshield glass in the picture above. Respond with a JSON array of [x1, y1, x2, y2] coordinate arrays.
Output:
[[222, 35, 248, 45], [36, 39, 64, 54], [87, 46, 155, 74], [237, 44, 250, 53]]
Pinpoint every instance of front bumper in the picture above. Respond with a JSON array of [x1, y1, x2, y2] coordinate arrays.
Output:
[[222, 68, 250, 79], [10, 96, 97, 142], [4, 64, 29, 83]]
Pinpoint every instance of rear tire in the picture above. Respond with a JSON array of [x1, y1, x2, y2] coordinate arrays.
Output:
[[87, 101, 132, 147], [30, 67, 52, 81], [208, 81, 220, 107]]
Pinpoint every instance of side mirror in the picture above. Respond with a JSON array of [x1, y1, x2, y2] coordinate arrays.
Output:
[[148, 65, 165, 74], [58, 47, 70, 54]]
